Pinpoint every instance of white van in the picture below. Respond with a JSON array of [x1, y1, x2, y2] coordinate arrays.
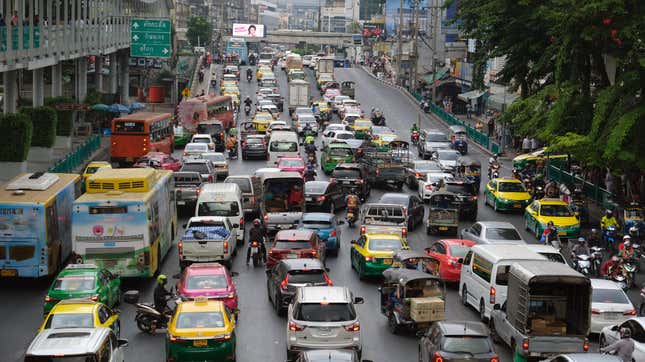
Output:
[[458, 244, 547, 320], [25, 327, 127, 362], [195, 183, 244, 243], [268, 130, 299, 164]]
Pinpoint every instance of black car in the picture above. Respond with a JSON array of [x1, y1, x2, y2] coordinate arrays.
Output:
[[304, 181, 347, 212], [378, 193, 425, 231], [405, 160, 443, 188], [196, 120, 226, 152], [330, 163, 372, 201], [418, 321, 498, 362], [441, 177, 478, 220], [241, 134, 268, 160], [266, 258, 331, 315]]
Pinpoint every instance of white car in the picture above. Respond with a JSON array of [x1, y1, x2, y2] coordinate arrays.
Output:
[[332, 95, 350, 112], [310, 56, 320, 68], [267, 120, 288, 136], [599, 317, 645, 360], [182, 142, 210, 161], [190, 134, 215, 151], [322, 130, 356, 147], [434, 149, 462, 173], [258, 103, 279, 116], [323, 124, 352, 136], [418, 172, 452, 201], [200, 152, 229, 178], [590, 279, 637, 334], [296, 115, 318, 135], [302, 55, 313, 66], [286, 286, 363, 361]]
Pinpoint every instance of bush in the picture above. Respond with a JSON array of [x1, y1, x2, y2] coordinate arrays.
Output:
[[0, 113, 32, 162], [20, 106, 57, 148], [44, 96, 74, 136]]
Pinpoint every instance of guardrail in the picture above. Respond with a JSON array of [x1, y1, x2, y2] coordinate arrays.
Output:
[[49, 135, 102, 173], [547, 164, 616, 210]]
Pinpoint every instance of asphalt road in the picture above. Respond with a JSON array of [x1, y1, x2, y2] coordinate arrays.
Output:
[[0, 65, 641, 362]]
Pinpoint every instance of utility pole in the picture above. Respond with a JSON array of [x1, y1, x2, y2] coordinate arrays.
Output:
[[431, 0, 440, 105], [396, 0, 403, 85], [410, 0, 419, 92]]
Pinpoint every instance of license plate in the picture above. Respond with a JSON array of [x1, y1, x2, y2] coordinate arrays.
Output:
[[383, 258, 392, 265], [342, 180, 351, 184], [605, 313, 620, 320], [306, 197, 313, 201], [251, 247, 258, 253], [1, 269, 16, 277], [513, 203, 521, 208], [287, 254, 298, 259], [438, 226, 448, 231], [177, 201, 186, 206], [193, 339, 207, 347]]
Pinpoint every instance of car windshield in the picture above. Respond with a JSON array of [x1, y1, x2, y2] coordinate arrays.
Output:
[[332, 169, 360, 179], [445, 183, 475, 195], [246, 138, 264, 145], [305, 183, 329, 194], [287, 270, 326, 284], [270, 141, 297, 152], [449, 245, 471, 258], [442, 336, 492, 354], [380, 134, 398, 142], [426, 133, 447, 142], [438, 151, 459, 161], [329, 148, 352, 157], [355, 121, 371, 128], [52, 276, 96, 291], [369, 238, 403, 251], [294, 303, 356, 322], [186, 274, 228, 290], [181, 164, 208, 173], [84, 166, 105, 174], [225, 178, 251, 192], [280, 159, 304, 168], [192, 137, 211, 144], [592, 288, 630, 304], [175, 312, 225, 329], [185, 144, 207, 152], [540, 204, 574, 217], [540, 252, 566, 263], [486, 227, 522, 240], [197, 202, 240, 217], [45, 313, 94, 329], [498, 182, 527, 192], [336, 133, 353, 140], [414, 162, 441, 172], [302, 219, 332, 229]]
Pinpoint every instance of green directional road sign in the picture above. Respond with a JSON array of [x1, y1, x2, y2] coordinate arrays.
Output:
[[130, 18, 172, 58]]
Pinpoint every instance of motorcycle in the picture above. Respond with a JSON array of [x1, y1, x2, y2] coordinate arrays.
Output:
[[228, 145, 238, 160], [603, 225, 619, 253], [244, 104, 251, 116], [247, 73, 252, 82], [611, 264, 632, 290], [249, 240, 263, 267], [488, 162, 501, 179], [623, 257, 639, 287], [411, 131, 419, 145], [591, 246, 604, 276], [124, 290, 179, 334], [346, 208, 357, 227]]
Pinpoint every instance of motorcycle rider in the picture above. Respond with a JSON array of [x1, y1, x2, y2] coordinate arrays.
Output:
[[618, 238, 636, 259], [540, 221, 558, 246], [304, 163, 317, 182], [154, 274, 172, 323], [599, 327, 635, 362], [225, 132, 237, 157], [600, 256, 622, 278], [345, 190, 359, 223], [588, 228, 602, 247], [246, 68, 253, 80], [601, 209, 619, 229], [571, 237, 591, 258], [488, 154, 500, 179], [246, 219, 267, 264], [244, 95, 253, 108]]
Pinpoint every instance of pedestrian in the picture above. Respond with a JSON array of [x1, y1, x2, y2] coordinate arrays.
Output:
[[466, 103, 472, 119], [530, 137, 538, 152], [605, 168, 614, 194], [0, 14, 5, 27], [10, 10, 18, 26], [487, 117, 495, 136], [522, 136, 531, 154]]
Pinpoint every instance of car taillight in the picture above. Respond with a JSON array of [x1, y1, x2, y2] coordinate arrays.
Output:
[[280, 275, 289, 290], [196, 188, 200, 195], [490, 357, 499, 362], [360, 226, 366, 234], [44, 295, 58, 303], [329, 178, 336, 183], [490, 286, 496, 304], [344, 322, 360, 331], [240, 217, 244, 226], [591, 309, 600, 315], [433, 352, 444, 362], [471, 195, 478, 200], [208, 175, 213, 182], [223, 241, 229, 254], [178, 241, 183, 255], [324, 273, 333, 286], [90, 295, 99, 301], [317, 196, 326, 201], [583, 340, 589, 351], [263, 213, 269, 221], [289, 321, 305, 331], [169, 335, 186, 343], [355, 179, 363, 184], [522, 338, 529, 350], [214, 333, 233, 342], [402, 228, 407, 237], [376, 169, 381, 175], [183, 152, 187, 156], [329, 230, 337, 237], [624, 310, 637, 315], [415, 172, 421, 177]]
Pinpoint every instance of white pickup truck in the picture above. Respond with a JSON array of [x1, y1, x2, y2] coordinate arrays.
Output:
[[179, 217, 238, 269]]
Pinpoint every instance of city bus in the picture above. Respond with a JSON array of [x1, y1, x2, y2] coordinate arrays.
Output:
[[225, 37, 248, 65], [110, 112, 174, 166], [0, 172, 82, 278], [71, 168, 177, 277], [178, 95, 236, 131]]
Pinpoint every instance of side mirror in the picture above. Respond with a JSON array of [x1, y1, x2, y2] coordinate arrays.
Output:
[[457, 258, 464, 264], [493, 304, 501, 310], [415, 330, 425, 338], [350, 239, 357, 244], [230, 271, 240, 277], [118, 339, 129, 348], [354, 297, 364, 304], [324, 267, 330, 272], [233, 224, 240, 228]]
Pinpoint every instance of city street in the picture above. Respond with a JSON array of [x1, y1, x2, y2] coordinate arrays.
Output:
[[0, 65, 641, 362]]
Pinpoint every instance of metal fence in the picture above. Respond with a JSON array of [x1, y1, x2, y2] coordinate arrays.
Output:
[[429, 103, 497, 150], [49, 134, 101, 173], [547, 164, 616, 210]]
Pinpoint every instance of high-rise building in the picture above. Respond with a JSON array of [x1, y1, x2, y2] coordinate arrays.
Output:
[[360, 0, 385, 21], [251, 0, 281, 31]]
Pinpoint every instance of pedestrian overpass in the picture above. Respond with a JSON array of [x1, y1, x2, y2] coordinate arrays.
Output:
[[225, 30, 356, 47]]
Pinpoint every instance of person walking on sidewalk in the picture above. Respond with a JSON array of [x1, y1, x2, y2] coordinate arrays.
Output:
[[466, 103, 472, 119], [488, 117, 495, 136], [530, 137, 538, 152], [522, 136, 531, 153]]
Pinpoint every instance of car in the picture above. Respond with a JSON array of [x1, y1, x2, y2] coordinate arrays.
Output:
[[350, 233, 408, 278], [589, 278, 637, 334], [378, 193, 424, 230], [197, 120, 227, 152], [224, 65, 240, 78], [425, 239, 476, 282], [200, 152, 228, 179], [299, 213, 343, 255], [252, 112, 275, 132], [525, 198, 581, 240], [296, 115, 319, 135], [259, 102, 280, 116], [599, 317, 645, 361], [278, 156, 306, 175], [286, 286, 364, 361], [166, 298, 236, 362], [418, 172, 452, 201], [417, 321, 498, 362], [331, 163, 372, 201], [332, 95, 350, 112], [304, 181, 347, 213], [266, 258, 332, 315], [405, 160, 443, 188], [320, 142, 355, 174], [176, 263, 238, 313], [182, 142, 210, 161], [484, 178, 532, 211], [44, 264, 121, 315], [323, 124, 353, 135], [351, 119, 373, 139], [321, 130, 356, 147], [372, 132, 399, 149], [323, 89, 341, 103], [418, 130, 451, 159], [241, 134, 269, 160], [526, 244, 567, 263], [82, 161, 112, 184], [293, 107, 314, 120], [26, 328, 127, 362], [460, 221, 526, 245], [133, 152, 182, 171], [180, 158, 216, 183], [441, 177, 478, 220], [295, 349, 366, 362], [267, 230, 326, 269], [545, 353, 621, 362], [40, 299, 120, 337], [434, 149, 461, 173], [266, 120, 289, 136], [302, 55, 312, 66]]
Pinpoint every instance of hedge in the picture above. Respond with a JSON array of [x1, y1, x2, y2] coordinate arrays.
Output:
[[44, 96, 74, 136], [0, 113, 32, 162], [20, 106, 57, 148]]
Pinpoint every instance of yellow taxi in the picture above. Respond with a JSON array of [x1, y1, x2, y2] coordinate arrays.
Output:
[[252, 112, 275, 132], [351, 118, 373, 139], [484, 178, 532, 212], [256, 66, 272, 81], [350, 233, 408, 279], [524, 198, 581, 240], [372, 132, 399, 148], [313, 100, 330, 114], [40, 299, 120, 337], [221, 86, 240, 97], [82, 161, 111, 184], [219, 80, 237, 92], [166, 297, 236, 362]]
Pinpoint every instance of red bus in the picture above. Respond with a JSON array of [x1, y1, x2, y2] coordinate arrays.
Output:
[[110, 112, 174, 165], [204, 95, 236, 130], [178, 95, 236, 131]]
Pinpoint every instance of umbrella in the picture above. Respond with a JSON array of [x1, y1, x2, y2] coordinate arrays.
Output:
[[129, 102, 146, 111], [108, 103, 130, 113], [91, 103, 110, 111]]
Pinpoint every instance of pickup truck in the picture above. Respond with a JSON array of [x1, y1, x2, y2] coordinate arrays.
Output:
[[174, 172, 203, 209], [261, 172, 304, 235], [489, 261, 591, 361], [359, 203, 409, 239], [179, 217, 238, 269]]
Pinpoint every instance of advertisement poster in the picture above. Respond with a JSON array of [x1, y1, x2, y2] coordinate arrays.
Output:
[[362, 23, 384, 38], [0, 205, 44, 242], [384, 0, 428, 35], [232, 23, 265, 38]]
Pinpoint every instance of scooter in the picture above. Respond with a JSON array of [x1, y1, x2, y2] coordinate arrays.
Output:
[[488, 163, 501, 179], [249, 240, 263, 267], [611, 264, 632, 290], [124, 290, 180, 334], [346, 208, 357, 227], [573, 254, 593, 276], [247, 73, 252, 82], [623, 257, 639, 286], [591, 246, 604, 276], [411, 131, 419, 145]]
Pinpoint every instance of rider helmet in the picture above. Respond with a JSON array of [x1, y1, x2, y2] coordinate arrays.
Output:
[[157, 274, 167, 285], [629, 226, 639, 237], [623, 235, 631, 241], [547, 221, 554, 227], [577, 237, 585, 244], [229, 128, 237, 135], [591, 228, 599, 235], [606, 209, 613, 216], [253, 219, 261, 226]]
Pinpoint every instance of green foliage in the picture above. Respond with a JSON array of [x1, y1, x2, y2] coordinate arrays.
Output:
[[84, 89, 102, 105], [19, 106, 57, 148], [186, 16, 212, 47], [0, 113, 32, 162], [347, 21, 362, 34], [44, 96, 74, 137]]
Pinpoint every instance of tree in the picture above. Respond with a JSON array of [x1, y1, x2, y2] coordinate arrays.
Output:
[[186, 16, 212, 47], [347, 21, 362, 34]]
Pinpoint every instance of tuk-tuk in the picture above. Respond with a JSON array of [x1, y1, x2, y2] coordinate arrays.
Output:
[[426, 191, 459, 235], [448, 125, 468, 155], [512, 148, 569, 170], [392, 250, 440, 277], [624, 202, 645, 237], [379, 268, 446, 334], [457, 156, 481, 193], [341, 81, 356, 98]]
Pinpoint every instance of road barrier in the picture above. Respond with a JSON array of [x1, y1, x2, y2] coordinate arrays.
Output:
[[49, 134, 101, 173]]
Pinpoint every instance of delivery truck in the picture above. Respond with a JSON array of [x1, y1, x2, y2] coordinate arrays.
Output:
[[288, 79, 309, 116]]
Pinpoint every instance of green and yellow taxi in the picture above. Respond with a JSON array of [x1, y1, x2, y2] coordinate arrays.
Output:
[[82, 161, 112, 185], [350, 233, 408, 278], [252, 112, 274, 132], [313, 101, 330, 114], [372, 132, 399, 150], [256, 66, 272, 81], [484, 178, 532, 212], [43, 264, 121, 315], [166, 297, 236, 362], [221, 86, 240, 97], [512, 148, 569, 169], [40, 299, 120, 336], [351, 118, 373, 140], [524, 198, 581, 240], [320, 142, 355, 174]]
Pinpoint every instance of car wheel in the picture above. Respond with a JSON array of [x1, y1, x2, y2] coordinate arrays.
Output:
[[493, 200, 498, 212], [534, 225, 540, 239], [479, 299, 487, 321], [274, 292, 284, 316], [461, 285, 468, 306], [387, 312, 400, 334], [599, 335, 607, 349]]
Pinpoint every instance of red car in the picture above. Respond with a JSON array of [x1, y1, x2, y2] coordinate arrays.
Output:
[[424, 239, 475, 282], [176, 263, 238, 312], [266, 230, 326, 269], [133, 151, 182, 171], [277, 156, 306, 176]]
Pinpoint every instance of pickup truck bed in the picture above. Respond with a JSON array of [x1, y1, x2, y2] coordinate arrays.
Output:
[[180, 226, 235, 269]]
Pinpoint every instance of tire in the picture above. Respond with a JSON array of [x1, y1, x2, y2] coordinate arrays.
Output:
[[274, 292, 284, 316], [493, 201, 498, 212], [426, 226, 432, 235], [461, 286, 468, 306], [479, 299, 487, 321], [387, 312, 400, 334], [135, 315, 153, 333], [599, 335, 607, 349], [534, 225, 540, 239]]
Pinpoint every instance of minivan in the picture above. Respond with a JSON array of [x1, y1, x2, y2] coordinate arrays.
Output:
[[196, 183, 244, 243], [224, 175, 263, 216], [458, 244, 547, 320], [268, 130, 300, 164], [25, 327, 127, 362]]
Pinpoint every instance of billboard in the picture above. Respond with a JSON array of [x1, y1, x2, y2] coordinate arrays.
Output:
[[362, 23, 383, 38], [232, 23, 265, 37]]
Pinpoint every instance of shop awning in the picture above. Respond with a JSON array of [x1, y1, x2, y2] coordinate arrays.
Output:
[[423, 68, 449, 83], [457, 89, 486, 101], [487, 92, 520, 111]]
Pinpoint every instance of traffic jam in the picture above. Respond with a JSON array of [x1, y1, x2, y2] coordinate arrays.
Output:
[[2, 49, 644, 362]]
